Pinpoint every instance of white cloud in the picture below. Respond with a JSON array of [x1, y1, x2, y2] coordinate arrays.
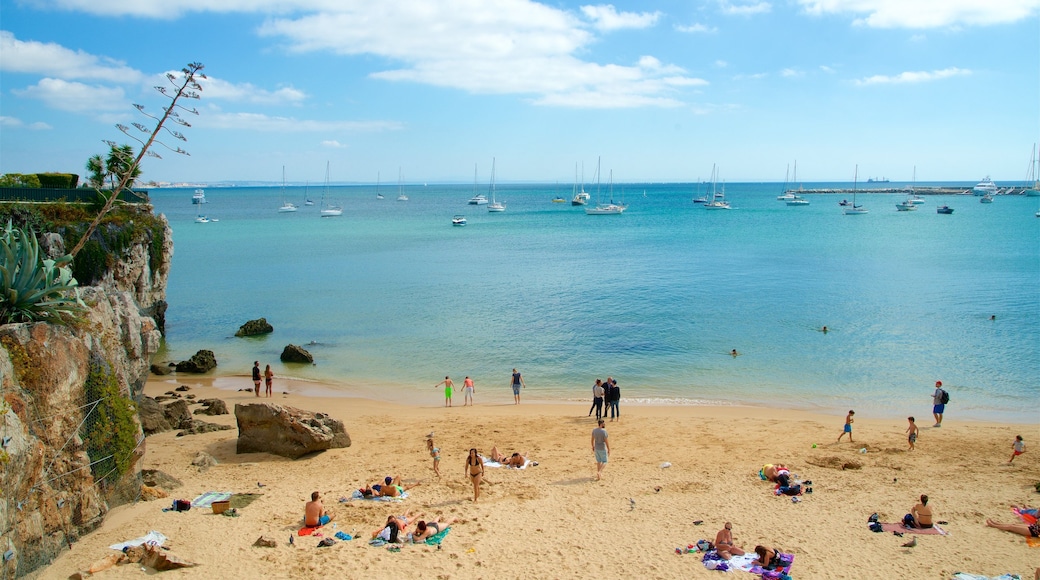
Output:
[[715, 60, 729, 68], [854, 66, 971, 85], [580, 4, 661, 31], [13, 78, 127, 113], [719, 0, 772, 16], [733, 72, 768, 80], [797, 0, 1039, 28], [781, 68, 803, 77], [675, 22, 718, 33], [321, 140, 346, 148], [193, 75, 307, 105], [910, 33, 927, 42], [202, 111, 404, 132], [0, 31, 143, 83], [819, 65, 835, 73]]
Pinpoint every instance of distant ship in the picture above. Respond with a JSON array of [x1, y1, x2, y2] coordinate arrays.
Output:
[[866, 177, 889, 183]]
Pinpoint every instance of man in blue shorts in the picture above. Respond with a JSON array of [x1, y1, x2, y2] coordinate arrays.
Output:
[[510, 368, 525, 404], [932, 381, 945, 427]]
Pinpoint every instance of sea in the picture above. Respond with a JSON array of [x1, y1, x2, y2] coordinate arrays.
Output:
[[150, 180, 1039, 423]]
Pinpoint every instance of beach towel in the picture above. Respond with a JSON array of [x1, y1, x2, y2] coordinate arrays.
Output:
[[191, 491, 232, 508], [952, 574, 1022, 580], [348, 489, 409, 502], [109, 530, 168, 551], [424, 526, 451, 545], [481, 456, 534, 469], [879, 523, 947, 535], [701, 552, 793, 577], [298, 525, 322, 536]]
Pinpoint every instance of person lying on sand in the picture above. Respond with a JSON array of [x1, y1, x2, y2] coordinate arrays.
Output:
[[304, 491, 335, 527], [412, 517, 459, 542], [489, 447, 528, 466], [762, 464, 789, 482], [372, 512, 423, 542], [371, 475, 421, 497], [986, 518, 1040, 538]]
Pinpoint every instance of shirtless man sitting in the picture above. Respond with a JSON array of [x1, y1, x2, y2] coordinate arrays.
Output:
[[714, 522, 745, 560], [304, 491, 335, 527]]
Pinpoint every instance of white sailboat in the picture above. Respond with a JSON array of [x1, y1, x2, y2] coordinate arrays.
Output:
[[487, 158, 505, 212], [376, 172, 384, 199], [586, 161, 625, 215], [396, 168, 408, 201], [843, 165, 868, 215], [319, 161, 343, 217], [1025, 144, 1040, 197], [278, 166, 297, 212], [468, 164, 487, 204], [704, 164, 731, 210], [304, 181, 315, 206], [897, 166, 919, 211], [571, 162, 590, 205]]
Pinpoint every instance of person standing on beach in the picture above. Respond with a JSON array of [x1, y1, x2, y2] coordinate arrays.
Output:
[[607, 378, 620, 421], [434, 376, 454, 407], [1009, 435, 1025, 463], [592, 419, 609, 481], [465, 448, 484, 502], [837, 410, 854, 442], [263, 364, 274, 398], [932, 381, 946, 427], [906, 417, 918, 451], [251, 361, 261, 397], [510, 368, 525, 404], [426, 438, 440, 476], [462, 376, 475, 406], [589, 379, 604, 420]]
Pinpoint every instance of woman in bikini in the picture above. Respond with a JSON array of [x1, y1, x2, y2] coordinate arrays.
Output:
[[752, 546, 783, 570], [466, 448, 484, 502], [263, 364, 274, 397], [427, 438, 440, 477], [714, 522, 745, 560], [412, 517, 459, 542]]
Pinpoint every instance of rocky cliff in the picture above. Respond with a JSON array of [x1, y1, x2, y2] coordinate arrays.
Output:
[[0, 211, 171, 578]]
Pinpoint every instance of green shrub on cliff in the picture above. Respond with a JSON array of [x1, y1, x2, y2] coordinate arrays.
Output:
[[82, 357, 138, 485], [0, 222, 86, 324]]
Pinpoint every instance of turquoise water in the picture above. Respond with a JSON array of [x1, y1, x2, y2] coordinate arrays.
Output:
[[153, 182, 1039, 422]]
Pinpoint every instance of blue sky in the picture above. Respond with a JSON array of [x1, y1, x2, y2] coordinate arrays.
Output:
[[1, 0, 1038, 184]]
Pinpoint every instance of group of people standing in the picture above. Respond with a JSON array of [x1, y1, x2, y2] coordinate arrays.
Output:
[[251, 361, 274, 397], [588, 377, 621, 421]]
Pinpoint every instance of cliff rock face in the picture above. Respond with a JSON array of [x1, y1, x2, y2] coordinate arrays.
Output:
[[0, 214, 171, 578]]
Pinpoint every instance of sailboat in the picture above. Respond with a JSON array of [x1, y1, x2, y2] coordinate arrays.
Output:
[[278, 166, 297, 212], [843, 165, 868, 214], [468, 164, 487, 204], [586, 160, 625, 214], [487, 158, 505, 212], [319, 161, 343, 217], [703, 164, 731, 210], [304, 181, 315, 206], [571, 162, 590, 205], [897, 166, 919, 211], [376, 172, 384, 199], [1025, 144, 1040, 197], [396, 168, 408, 201]]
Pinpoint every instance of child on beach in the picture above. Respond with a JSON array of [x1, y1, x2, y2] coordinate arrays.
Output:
[[1009, 435, 1025, 463], [427, 438, 440, 476], [837, 410, 854, 443], [906, 417, 918, 451]]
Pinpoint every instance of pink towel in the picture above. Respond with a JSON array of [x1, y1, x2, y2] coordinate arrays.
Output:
[[880, 523, 946, 535]]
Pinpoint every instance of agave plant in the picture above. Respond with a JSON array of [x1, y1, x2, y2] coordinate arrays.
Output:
[[0, 222, 86, 324]]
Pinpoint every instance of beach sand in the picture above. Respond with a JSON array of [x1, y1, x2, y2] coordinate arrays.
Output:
[[40, 376, 1039, 579]]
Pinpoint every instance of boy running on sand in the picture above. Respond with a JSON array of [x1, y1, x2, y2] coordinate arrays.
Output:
[[906, 417, 918, 451], [1009, 435, 1025, 463], [837, 410, 855, 442]]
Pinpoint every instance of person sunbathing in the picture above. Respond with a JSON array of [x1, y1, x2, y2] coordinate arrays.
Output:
[[304, 491, 335, 527], [489, 446, 508, 463], [986, 518, 1040, 538], [371, 475, 421, 497], [762, 464, 790, 482], [371, 512, 422, 542], [752, 545, 783, 570], [714, 522, 745, 560], [503, 452, 528, 468], [412, 517, 459, 542]]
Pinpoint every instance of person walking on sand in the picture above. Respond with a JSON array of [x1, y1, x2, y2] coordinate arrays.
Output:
[[589, 379, 605, 420], [837, 410, 854, 442], [592, 419, 609, 481], [427, 438, 440, 477], [1009, 435, 1026, 463], [932, 381, 946, 427], [263, 364, 274, 398], [251, 361, 261, 397], [466, 448, 484, 502], [510, 368, 525, 404], [462, 376, 475, 406], [906, 416, 918, 451], [434, 376, 454, 407]]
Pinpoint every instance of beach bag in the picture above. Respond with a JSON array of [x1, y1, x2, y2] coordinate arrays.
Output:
[[173, 499, 191, 512], [939, 389, 950, 404], [779, 485, 801, 496], [902, 513, 915, 528]]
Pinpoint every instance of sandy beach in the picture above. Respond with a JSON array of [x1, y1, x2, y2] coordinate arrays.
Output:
[[41, 376, 1039, 579]]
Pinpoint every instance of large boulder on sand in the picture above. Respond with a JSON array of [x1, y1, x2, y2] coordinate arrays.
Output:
[[235, 403, 350, 459], [235, 318, 274, 337], [175, 350, 217, 373], [280, 344, 313, 364], [193, 398, 229, 415]]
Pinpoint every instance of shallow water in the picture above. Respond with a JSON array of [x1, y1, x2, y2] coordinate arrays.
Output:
[[155, 182, 1039, 422]]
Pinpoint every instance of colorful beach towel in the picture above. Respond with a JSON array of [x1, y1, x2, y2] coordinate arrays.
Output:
[[879, 523, 947, 535], [1012, 507, 1040, 547], [191, 491, 233, 508], [109, 530, 168, 551], [348, 489, 409, 502], [952, 574, 1023, 580], [424, 526, 451, 545], [701, 551, 794, 577]]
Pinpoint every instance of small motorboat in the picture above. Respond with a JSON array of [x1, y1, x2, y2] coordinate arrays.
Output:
[[896, 200, 917, 211], [552, 197, 566, 203], [838, 199, 851, 206], [936, 205, 954, 214], [980, 194, 994, 204], [452, 215, 467, 226]]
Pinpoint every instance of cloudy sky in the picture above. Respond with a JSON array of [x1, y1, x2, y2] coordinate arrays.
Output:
[[1, 0, 1037, 183]]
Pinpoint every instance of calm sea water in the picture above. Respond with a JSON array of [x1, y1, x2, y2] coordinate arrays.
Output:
[[151, 181, 1039, 422]]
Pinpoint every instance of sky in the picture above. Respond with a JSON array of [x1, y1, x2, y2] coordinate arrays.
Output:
[[1, 0, 1038, 184]]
